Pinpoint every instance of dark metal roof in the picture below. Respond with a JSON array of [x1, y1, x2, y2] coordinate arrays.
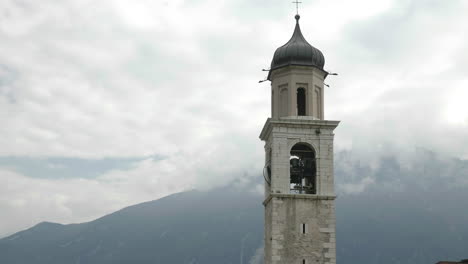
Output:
[[268, 15, 325, 80]]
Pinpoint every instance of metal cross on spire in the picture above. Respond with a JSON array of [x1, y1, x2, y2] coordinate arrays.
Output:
[[292, 0, 302, 15]]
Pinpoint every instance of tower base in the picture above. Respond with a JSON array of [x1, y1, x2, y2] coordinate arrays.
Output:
[[263, 194, 336, 264]]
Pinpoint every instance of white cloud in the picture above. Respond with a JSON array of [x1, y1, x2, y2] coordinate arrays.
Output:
[[0, 142, 262, 237], [1, 0, 465, 159], [1, 0, 468, 236], [339, 176, 375, 195], [0, 0, 269, 158], [0, 169, 126, 237], [326, 0, 468, 159]]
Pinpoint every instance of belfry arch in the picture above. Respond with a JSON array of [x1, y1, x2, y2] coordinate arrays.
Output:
[[289, 143, 316, 194]]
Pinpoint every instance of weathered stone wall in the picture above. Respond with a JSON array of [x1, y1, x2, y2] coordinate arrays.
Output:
[[264, 195, 336, 264], [260, 118, 339, 264], [264, 198, 273, 264]]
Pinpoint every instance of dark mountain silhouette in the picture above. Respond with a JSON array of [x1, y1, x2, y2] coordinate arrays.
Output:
[[0, 189, 263, 264], [1, 150, 467, 264]]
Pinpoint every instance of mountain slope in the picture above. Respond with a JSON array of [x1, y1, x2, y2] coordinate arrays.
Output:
[[0, 189, 263, 264], [1, 151, 468, 264]]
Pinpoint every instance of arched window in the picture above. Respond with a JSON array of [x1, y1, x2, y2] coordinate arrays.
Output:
[[297, 88, 306, 116], [290, 143, 316, 194], [263, 149, 272, 185]]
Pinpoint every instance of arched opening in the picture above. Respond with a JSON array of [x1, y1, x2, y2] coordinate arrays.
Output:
[[290, 143, 316, 194], [297, 88, 306, 116], [263, 149, 272, 185]]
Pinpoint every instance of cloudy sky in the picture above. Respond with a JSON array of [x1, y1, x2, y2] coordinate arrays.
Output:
[[1, 0, 467, 237]]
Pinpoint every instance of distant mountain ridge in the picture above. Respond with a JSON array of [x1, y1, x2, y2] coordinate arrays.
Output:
[[1, 151, 468, 264], [0, 189, 263, 264]]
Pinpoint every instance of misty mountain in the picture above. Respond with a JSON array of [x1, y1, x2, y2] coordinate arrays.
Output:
[[1, 150, 467, 264], [335, 149, 468, 264], [0, 190, 263, 264]]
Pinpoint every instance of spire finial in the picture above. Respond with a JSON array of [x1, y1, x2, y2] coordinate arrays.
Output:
[[295, 14, 300, 22], [292, 0, 302, 16]]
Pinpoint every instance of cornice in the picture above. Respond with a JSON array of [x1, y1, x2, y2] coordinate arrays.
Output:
[[263, 193, 337, 206], [259, 117, 340, 141]]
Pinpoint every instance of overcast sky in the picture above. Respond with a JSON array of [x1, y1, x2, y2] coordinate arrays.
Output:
[[1, 0, 468, 237]]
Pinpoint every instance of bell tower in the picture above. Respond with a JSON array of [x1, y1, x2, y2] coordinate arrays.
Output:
[[260, 14, 339, 264]]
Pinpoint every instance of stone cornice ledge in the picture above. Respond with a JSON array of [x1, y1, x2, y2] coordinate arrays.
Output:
[[259, 118, 340, 141], [263, 193, 337, 206]]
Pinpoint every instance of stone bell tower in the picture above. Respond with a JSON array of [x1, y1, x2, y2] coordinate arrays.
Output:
[[260, 14, 339, 264]]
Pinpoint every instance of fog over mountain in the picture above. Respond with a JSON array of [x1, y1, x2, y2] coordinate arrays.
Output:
[[1, 150, 467, 264], [335, 149, 468, 264], [1, 0, 468, 245]]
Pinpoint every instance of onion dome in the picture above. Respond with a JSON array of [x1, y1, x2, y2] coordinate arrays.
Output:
[[268, 15, 325, 80]]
